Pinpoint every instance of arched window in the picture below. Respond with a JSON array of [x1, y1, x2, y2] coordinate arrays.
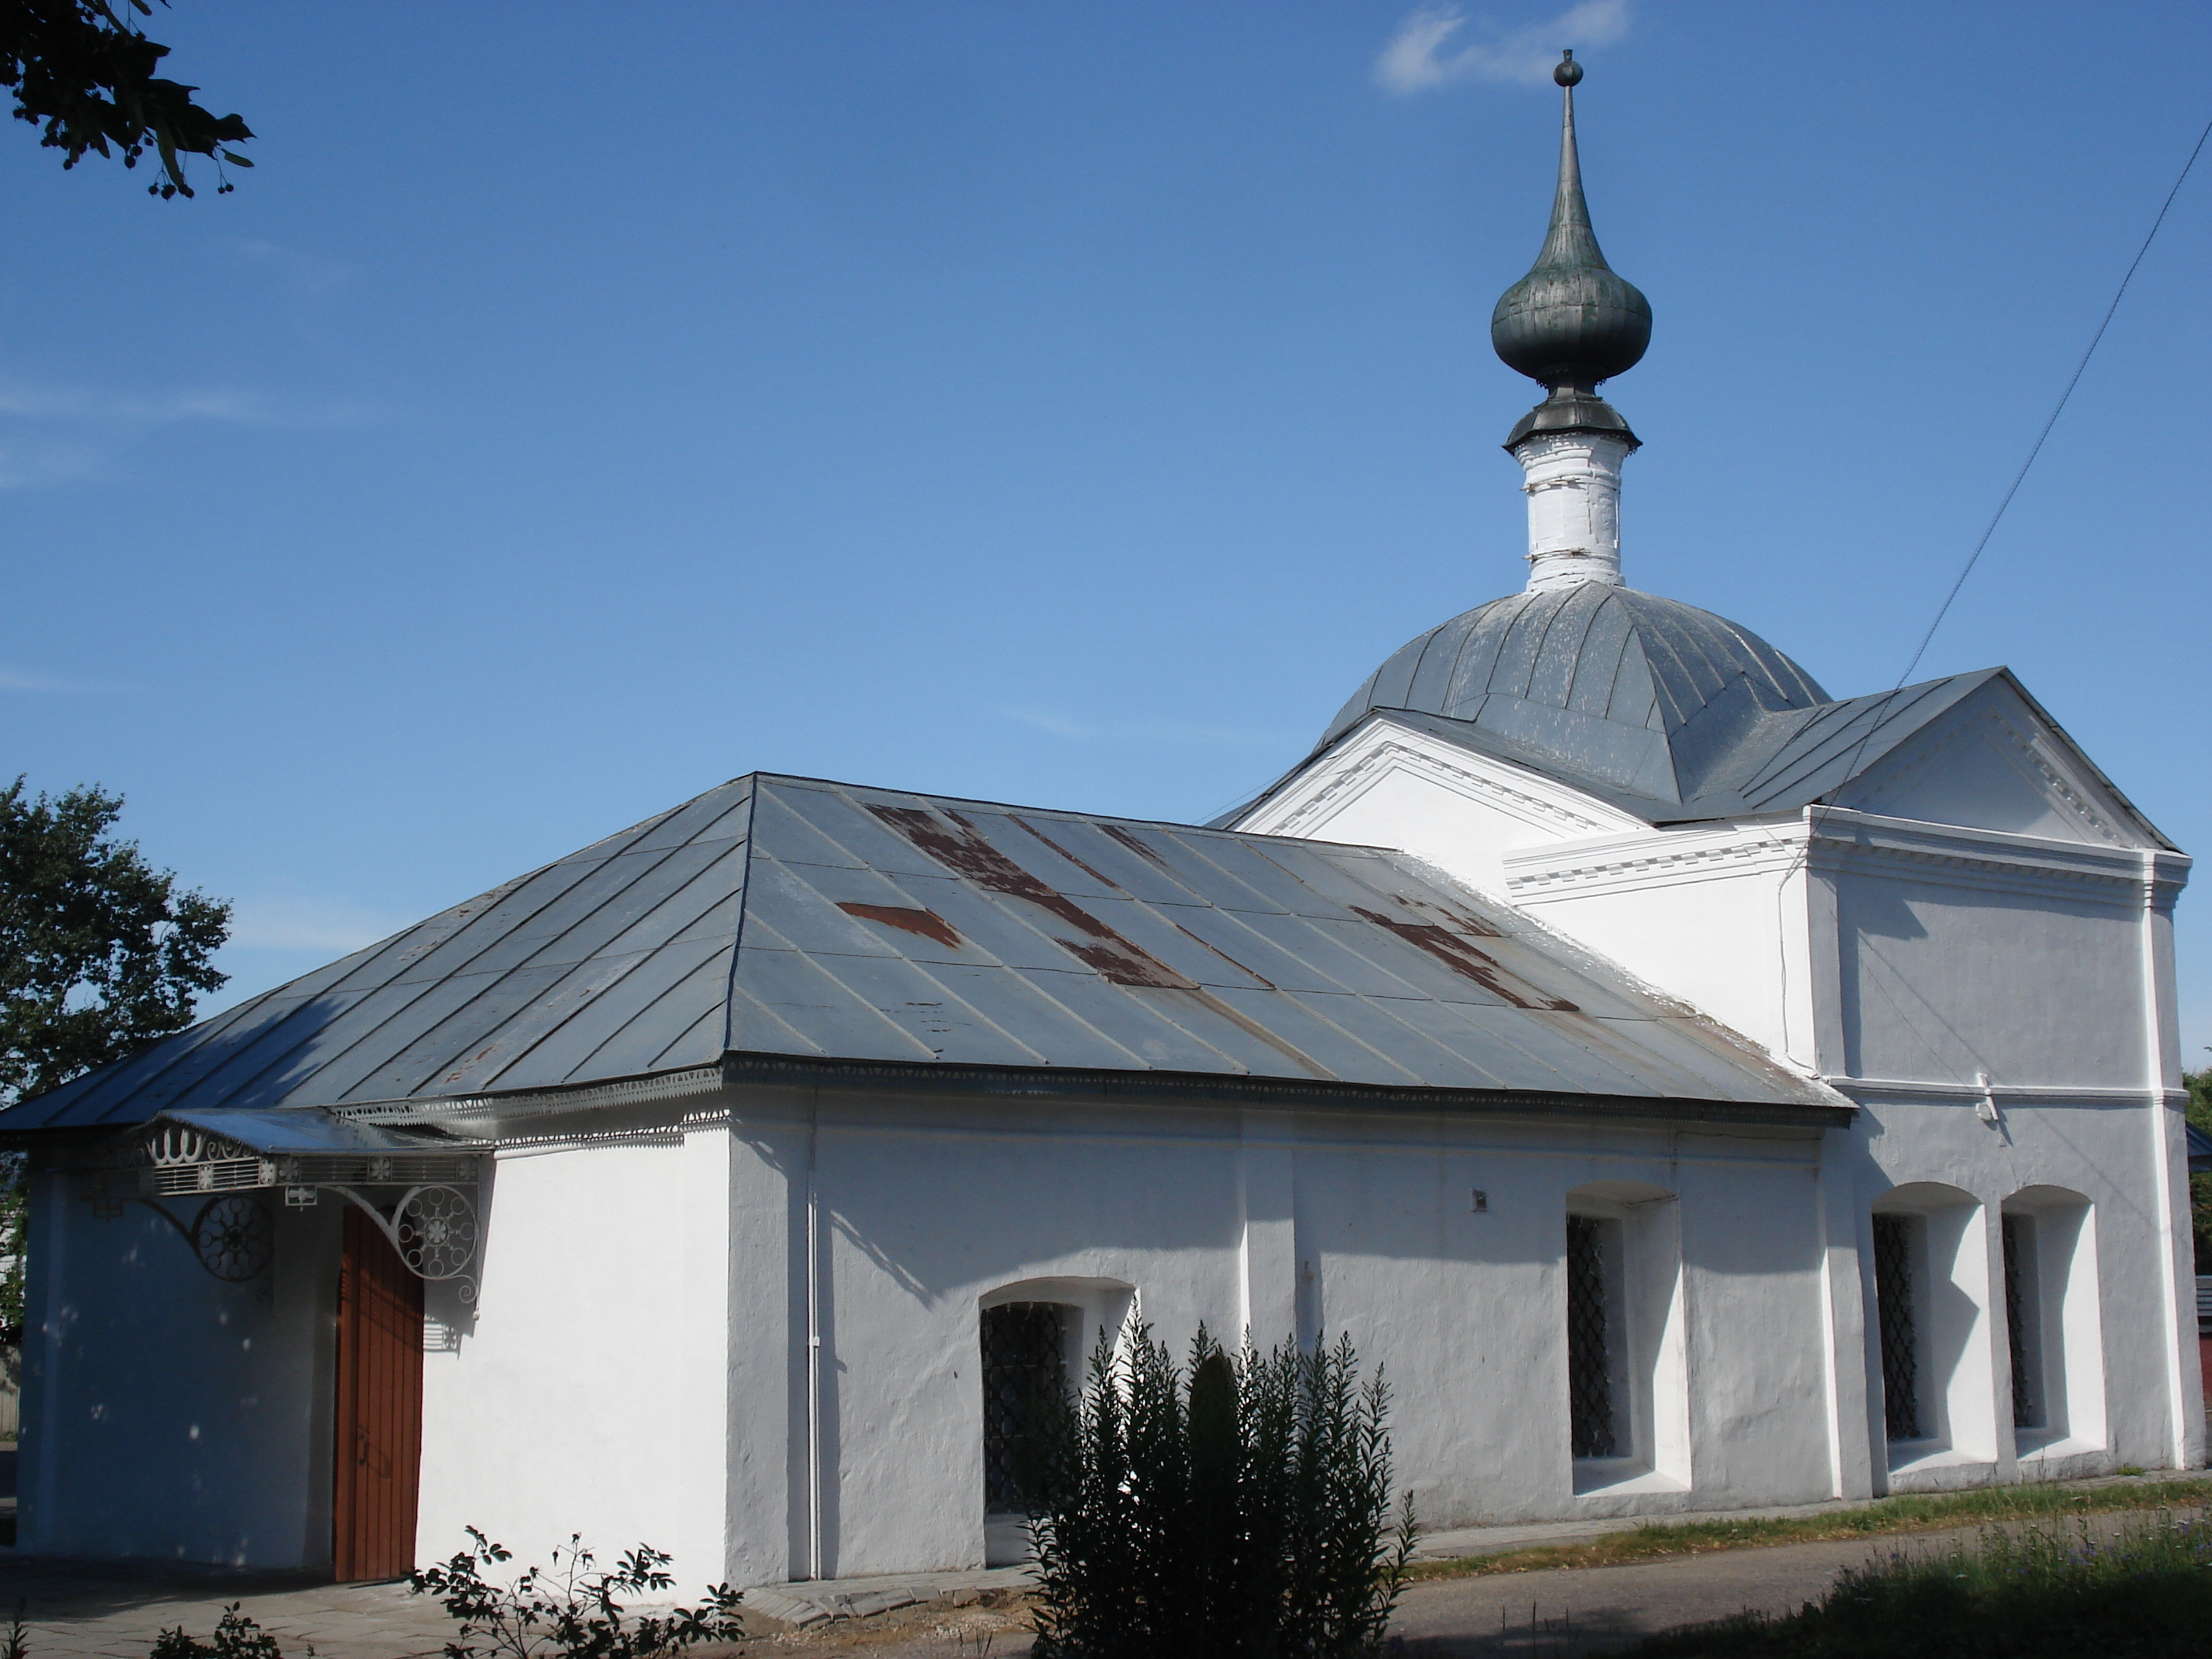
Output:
[[1869, 1183, 1992, 1470], [1563, 1182, 1688, 1493], [980, 1302, 1071, 1512], [2001, 1187, 2104, 1458], [976, 1277, 1134, 1562]]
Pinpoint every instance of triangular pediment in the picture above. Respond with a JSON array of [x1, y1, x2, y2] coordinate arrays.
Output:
[[1829, 675, 2164, 848]]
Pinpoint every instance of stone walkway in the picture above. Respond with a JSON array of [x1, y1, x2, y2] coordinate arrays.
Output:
[[0, 1470, 2202, 1657], [0, 1560, 453, 1659]]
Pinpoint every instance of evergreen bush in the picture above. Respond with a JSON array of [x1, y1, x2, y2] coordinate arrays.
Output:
[[1025, 1325, 1415, 1658]]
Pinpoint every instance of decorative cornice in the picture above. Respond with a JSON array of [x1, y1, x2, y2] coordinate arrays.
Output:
[[1804, 822, 2143, 897], [1508, 833, 1802, 895], [1506, 808, 2177, 907], [334, 1064, 727, 1126], [1836, 1075, 2182, 1108], [1979, 709, 2123, 846]]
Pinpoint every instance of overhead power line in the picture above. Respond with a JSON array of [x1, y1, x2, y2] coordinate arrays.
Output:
[[1893, 109, 2212, 691]]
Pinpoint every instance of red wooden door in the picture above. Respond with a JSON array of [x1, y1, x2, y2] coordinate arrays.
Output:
[[333, 1204, 424, 1580]]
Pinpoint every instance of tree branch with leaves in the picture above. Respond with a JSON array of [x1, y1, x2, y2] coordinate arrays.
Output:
[[0, 776, 229, 1335], [2, 0, 251, 196]]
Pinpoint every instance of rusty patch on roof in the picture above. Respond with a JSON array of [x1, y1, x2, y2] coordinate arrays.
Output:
[[837, 903, 963, 950], [1011, 815, 1122, 889], [1350, 907, 1577, 1012], [1099, 823, 1174, 868], [868, 805, 1200, 991]]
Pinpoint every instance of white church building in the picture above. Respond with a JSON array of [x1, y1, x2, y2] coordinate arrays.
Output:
[[2, 60, 2197, 1588]]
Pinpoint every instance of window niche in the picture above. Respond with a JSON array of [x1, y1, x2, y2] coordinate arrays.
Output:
[[1563, 1183, 1689, 1496], [1869, 1184, 1995, 1474], [2000, 1188, 2104, 1459], [976, 1277, 1133, 1566]]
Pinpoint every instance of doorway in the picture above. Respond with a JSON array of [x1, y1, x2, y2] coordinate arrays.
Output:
[[333, 1204, 424, 1580]]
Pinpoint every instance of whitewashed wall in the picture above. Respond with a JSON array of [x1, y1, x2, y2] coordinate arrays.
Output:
[[414, 1126, 735, 1588], [1241, 682, 2201, 1497], [396, 1083, 1844, 1584]]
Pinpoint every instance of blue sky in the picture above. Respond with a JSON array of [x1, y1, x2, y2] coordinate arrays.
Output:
[[7, 1, 2211, 1067]]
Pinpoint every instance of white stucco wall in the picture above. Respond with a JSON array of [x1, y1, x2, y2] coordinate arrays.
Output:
[[1236, 681, 2200, 1505], [690, 1086, 1845, 1577], [415, 1126, 734, 1586]]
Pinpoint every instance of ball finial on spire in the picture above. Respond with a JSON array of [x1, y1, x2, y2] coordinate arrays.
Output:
[[1554, 49, 1582, 87]]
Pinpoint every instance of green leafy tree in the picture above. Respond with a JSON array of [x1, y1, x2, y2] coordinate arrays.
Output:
[[3, 0, 251, 197], [2187, 1065, 2211, 1276], [0, 777, 229, 1333]]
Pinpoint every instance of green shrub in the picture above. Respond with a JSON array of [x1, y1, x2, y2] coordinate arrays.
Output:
[[1025, 1325, 1416, 1658], [408, 1529, 745, 1659], [148, 1605, 298, 1659], [1631, 1508, 2212, 1657]]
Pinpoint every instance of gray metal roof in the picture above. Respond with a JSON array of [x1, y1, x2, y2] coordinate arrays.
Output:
[[1266, 662, 2173, 852], [0, 775, 1843, 1132], [1350, 672, 1993, 826], [1317, 585, 1831, 805]]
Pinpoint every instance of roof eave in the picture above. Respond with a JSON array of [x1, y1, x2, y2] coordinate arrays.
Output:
[[323, 1051, 1854, 1137]]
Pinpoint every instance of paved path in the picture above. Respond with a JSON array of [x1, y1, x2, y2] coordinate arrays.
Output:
[[1389, 1527, 1968, 1657], [0, 1561, 452, 1659], [0, 1474, 2203, 1658]]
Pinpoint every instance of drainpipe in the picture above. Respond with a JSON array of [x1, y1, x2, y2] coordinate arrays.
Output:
[[805, 1088, 823, 1580]]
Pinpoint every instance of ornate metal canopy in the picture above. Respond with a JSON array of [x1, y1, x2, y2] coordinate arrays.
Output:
[[79, 1107, 490, 1295]]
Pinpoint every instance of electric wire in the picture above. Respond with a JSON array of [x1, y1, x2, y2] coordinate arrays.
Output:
[[1892, 110, 2212, 691], [1763, 111, 2212, 1076]]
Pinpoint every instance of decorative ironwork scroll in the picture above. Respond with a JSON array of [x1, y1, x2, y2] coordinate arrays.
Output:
[[192, 1195, 275, 1281], [81, 1112, 485, 1294]]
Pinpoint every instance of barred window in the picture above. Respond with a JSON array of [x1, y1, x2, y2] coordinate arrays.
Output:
[[2003, 1214, 2044, 1430], [1566, 1214, 1617, 1459], [1871, 1213, 1921, 1441], [981, 1302, 1068, 1512]]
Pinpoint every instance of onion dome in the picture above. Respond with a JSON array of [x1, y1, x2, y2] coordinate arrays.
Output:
[[1491, 53, 1651, 445]]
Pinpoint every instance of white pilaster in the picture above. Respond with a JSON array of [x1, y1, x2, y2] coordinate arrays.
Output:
[[1512, 429, 1632, 592]]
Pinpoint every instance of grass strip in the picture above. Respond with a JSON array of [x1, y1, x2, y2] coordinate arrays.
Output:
[[1622, 1507, 2212, 1657], [1404, 1478, 2212, 1581]]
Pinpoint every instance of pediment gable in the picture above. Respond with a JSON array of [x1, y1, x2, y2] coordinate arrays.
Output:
[[1832, 676, 2164, 849], [1231, 713, 1648, 895]]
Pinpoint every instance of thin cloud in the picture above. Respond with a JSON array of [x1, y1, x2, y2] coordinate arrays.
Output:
[[1375, 0, 1630, 94], [225, 892, 408, 956], [0, 374, 380, 489], [0, 379, 371, 427], [0, 666, 130, 694]]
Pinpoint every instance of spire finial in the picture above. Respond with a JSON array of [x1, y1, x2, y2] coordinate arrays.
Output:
[[1489, 53, 1651, 399], [1492, 51, 1651, 596]]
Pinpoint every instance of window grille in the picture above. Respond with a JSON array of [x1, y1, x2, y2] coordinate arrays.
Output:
[[1872, 1214, 1921, 1441], [1566, 1215, 1616, 1459], [981, 1302, 1066, 1511], [2003, 1215, 2038, 1429]]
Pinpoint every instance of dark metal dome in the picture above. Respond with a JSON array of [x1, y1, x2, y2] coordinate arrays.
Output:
[[1320, 584, 1829, 804], [1491, 55, 1651, 394]]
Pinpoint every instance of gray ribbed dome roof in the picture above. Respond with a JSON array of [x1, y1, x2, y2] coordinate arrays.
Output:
[[1321, 585, 1829, 805]]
